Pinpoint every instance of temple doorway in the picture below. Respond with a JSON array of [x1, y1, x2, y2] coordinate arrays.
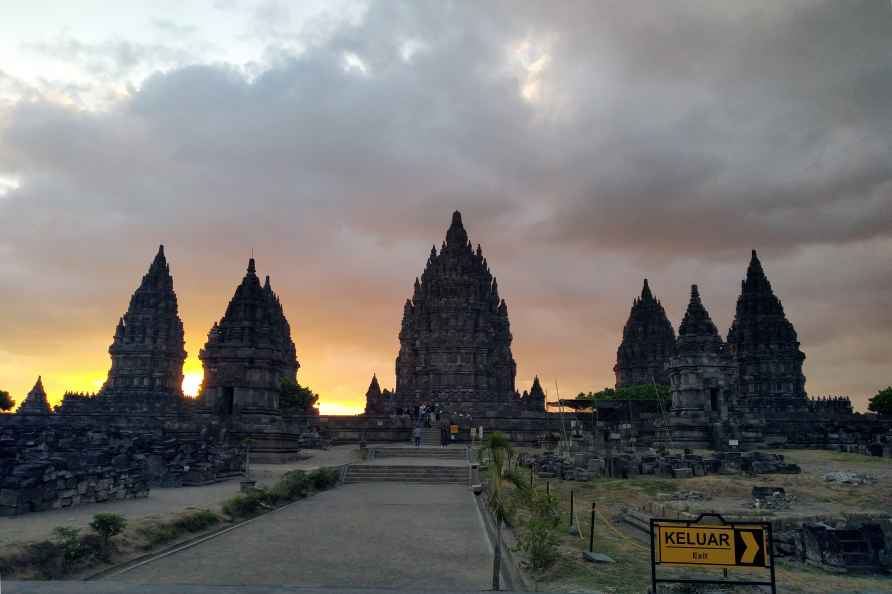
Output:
[[221, 386, 235, 415]]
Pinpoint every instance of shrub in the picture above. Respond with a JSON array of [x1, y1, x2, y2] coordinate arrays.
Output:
[[52, 527, 97, 569], [90, 513, 127, 558], [515, 490, 561, 571], [268, 470, 310, 502], [517, 516, 561, 571], [137, 523, 179, 548], [27, 541, 64, 578], [308, 467, 340, 491], [173, 509, 220, 533], [138, 510, 221, 548], [222, 490, 269, 519]]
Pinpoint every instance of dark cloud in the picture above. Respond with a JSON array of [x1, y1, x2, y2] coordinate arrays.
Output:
[[1, 0, 890, 410]]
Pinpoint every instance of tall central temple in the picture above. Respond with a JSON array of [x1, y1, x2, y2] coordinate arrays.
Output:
[[365, 211, 543, 416]]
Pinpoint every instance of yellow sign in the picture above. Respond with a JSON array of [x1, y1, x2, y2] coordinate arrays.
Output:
[[655, 523, 768, 568], [449, 424, 459, 434]]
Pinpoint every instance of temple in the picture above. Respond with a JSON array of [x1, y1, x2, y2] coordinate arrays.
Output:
[[665, 286, 739, 447], [614, 279, 676, 388], [198, 258, 303, 461], [389, 211, 529, 416], [199, 258, 299, 416], [726, 250, 806, 410], [101, 245, 186, 398], [17, 377, 51, 416]]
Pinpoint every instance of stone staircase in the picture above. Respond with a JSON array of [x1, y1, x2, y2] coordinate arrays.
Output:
[[371, 446, 468, 461], [344, 464, 470, 485], [421, 427, 441, 446]]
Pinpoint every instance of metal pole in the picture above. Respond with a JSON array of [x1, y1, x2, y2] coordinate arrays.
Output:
[[546, 480, 550, 497], [530, 466, 534, 489], [589, 502, 596, 553]]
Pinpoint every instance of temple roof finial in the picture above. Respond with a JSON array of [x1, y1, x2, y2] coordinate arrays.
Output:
[[641, 278, 653, 301], [247, 258, 256, 275]]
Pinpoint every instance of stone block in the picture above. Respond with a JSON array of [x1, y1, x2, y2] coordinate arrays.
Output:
[[0, 489, 19, 506], [672, 467, 693, 479]]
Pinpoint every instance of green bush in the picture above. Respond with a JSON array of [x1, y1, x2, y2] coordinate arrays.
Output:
[[308, 467, 339, 491], [138, 510, 221, 548], [137, 523, 180, 548], [222, 490, 269, 519], [268, 470, 310, 502], [173, 509, 221, 533], [27, 541, 64, 578], [52, 527, 97, 569], [222, 467, 339, 519], [515, 489, 561, 571], [90, 513, 127, 559]]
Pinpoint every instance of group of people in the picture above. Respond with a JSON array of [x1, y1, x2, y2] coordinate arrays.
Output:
[[412, 403, 453, 448]]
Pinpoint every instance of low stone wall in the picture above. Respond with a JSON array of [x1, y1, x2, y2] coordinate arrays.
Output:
[[0, 421, 149, 516]]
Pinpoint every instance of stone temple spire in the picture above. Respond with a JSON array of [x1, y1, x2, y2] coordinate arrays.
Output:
[[676, 285, 725, 355], [666, 286, 738, 419], [614, 278, 676, 387], [727, 250, 806, 403], [199, 258, 299, 415], [17, 376, 51, 415], [103, 245, 187, 397], [524, 376, 546, 411], [394, 211, 517, 413]]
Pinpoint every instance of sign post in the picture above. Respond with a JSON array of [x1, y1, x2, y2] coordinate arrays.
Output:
[[649, 513, 775, 593]]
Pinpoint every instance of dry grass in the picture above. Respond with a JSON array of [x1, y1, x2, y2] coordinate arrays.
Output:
[[514, 449, 892, 593]]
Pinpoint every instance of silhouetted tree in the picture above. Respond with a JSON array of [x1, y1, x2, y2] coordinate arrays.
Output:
[[868, 387, 892, 416], [0, 390, 15, 412], [279, 380, 319, 412]]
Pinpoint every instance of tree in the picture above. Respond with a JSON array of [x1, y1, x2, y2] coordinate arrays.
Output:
[[279, 380, 319, 412], [576, 383, 670, 402], [479, 431, 527, 591], [868, 387, 892, 416], [90, 513, 127, 559], [0, 390, 15, 412]]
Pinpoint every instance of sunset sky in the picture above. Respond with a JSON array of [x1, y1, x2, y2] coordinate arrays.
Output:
[[1, 1, 891, 414]]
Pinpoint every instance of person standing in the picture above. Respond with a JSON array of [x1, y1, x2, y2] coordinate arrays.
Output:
[[439, 422, 449, 448], [413, 425, 422, 448]]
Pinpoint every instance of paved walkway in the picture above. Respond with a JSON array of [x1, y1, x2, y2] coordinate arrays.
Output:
[[105, 482, 493, 590], [0, 446, 359, 548]]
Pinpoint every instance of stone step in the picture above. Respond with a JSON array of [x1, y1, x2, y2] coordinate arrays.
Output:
[[344, 476, 463, 484], [621, 510, 651, 534], [371, 447, 467, 460], [348, 466, 469, 474], [345, 464, 469, 484]]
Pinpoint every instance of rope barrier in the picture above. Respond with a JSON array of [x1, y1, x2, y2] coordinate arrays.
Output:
[[591, 505, 648, 552]]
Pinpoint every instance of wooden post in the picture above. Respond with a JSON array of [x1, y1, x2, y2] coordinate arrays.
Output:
[[589, 501, 596, 553], [570, 489, 574, 525]]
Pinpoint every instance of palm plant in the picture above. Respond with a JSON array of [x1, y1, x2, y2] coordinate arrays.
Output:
[[479, 431, 527, 591]]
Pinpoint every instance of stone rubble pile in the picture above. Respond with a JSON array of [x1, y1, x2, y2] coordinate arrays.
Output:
[[822, 471, 878, 485], [522, 447, 802, 483], [751, 486, 794, 510]]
